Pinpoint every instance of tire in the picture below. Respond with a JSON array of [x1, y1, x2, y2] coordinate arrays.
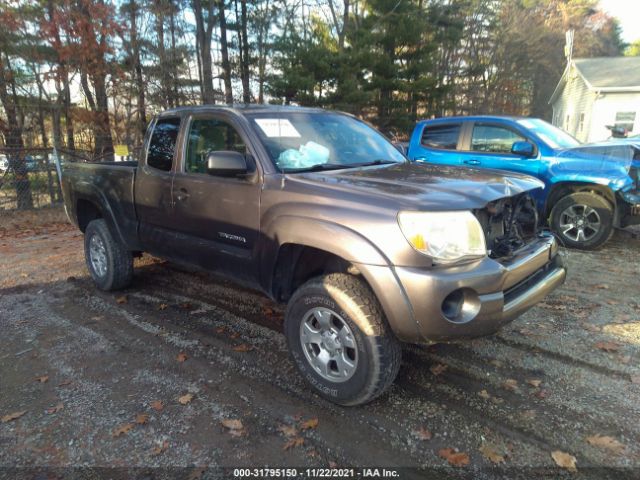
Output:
[[285, 273, 402, 406], [84, 219, 133, 291], [550, 191, 614, 250]]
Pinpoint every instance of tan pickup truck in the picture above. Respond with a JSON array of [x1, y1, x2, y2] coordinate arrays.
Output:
[[60, 105, 566, 405]]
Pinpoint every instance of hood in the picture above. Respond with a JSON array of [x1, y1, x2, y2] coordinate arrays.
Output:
[[286, 162, 544, 211], [550, 142, 639, 188]]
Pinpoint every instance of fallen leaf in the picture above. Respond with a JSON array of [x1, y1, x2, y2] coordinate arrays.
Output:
[[328, 461, 338, 468], [176, 352, 188, 362], [438, 448, 470, 467], [430, 363, 448, 376], [534, 389, 549, 400], [586, 435, 625, 454], [233, 344, 253, 352], [150, 400, 164, 411], [180, 302, 192, 310], [58, 379, 72, 387], [116, 295, 128, 304], [221, 418, 244, 431], [594, 284, 609, 290], [551, 450, 577, 472], [479, 443, 505, 464], [215, 327, 226, 334], [526, 379, 542, 388], [301, 417, 319, 430], [283, 437, 304, 450], [478, 389, 491, 400], [35, 375, 49, 383], [595, 341, 621, 352], [229, 332, 241, 339], [413, 426, 432, 441], [277, 424, 298, 437], [113, 423, 135, 437], [135, 413, 149, 425], [1, 410, 27, 423], [178, 393, 194, 405], [502, 379, 518, 391], [221, 418, 245, 437], [158, 303, 168, 311], [152, 440, 169, 456], [46, 403, 64, 414]]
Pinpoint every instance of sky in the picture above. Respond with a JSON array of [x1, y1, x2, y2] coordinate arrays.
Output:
[[599, 0, 640, 43]]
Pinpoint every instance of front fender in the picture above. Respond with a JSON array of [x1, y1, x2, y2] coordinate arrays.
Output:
[[260, 216, 420, 342]]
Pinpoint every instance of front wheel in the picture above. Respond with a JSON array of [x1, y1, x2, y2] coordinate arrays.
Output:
[[550, 192, 614, 250], [285, 273, 402, 406], [84, 219, 133, 291]]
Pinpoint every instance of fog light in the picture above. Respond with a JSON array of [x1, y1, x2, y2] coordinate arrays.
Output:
[[441, 288, 481, 324]]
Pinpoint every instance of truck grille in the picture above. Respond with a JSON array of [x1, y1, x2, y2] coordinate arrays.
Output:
[[474, 193, 539, 259]]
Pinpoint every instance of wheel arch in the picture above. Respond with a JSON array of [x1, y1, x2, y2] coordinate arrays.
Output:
[[544, 182, 616, 220]]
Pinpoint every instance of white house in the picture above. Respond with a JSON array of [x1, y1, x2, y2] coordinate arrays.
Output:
[[549, 56, 640, 142]]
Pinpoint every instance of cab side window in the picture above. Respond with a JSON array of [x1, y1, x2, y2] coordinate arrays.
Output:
[[185, 118, 247, 173], [471, 125, 525, 154], [147, 117, 181, 171], [421, 124, 461, 150]]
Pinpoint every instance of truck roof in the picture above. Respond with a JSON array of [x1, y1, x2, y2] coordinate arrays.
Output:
[[159, 104, 328, 117], [417, 115, 530, 124]]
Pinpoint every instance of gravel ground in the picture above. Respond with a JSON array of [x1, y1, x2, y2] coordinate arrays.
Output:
[[0, 212, 639, 479]]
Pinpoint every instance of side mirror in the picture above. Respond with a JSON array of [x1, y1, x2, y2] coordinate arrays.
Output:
[[511, 141, 535, 157], [206, 151, 248, 176]]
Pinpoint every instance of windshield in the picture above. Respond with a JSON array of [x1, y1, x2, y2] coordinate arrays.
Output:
[[516, 118, 580, 150], [246, 111, 406, 172]]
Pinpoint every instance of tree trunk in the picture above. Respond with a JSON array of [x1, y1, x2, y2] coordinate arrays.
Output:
[[193, 0, 216, 104], [218, 0, 233, 104], [129, 0, 147, 140], [237, 0, 251, 103]]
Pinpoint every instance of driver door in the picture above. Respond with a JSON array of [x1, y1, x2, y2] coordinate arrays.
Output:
[[169, 113, 262, 284]]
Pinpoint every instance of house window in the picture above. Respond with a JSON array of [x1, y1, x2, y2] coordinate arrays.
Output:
[[578, 113, 585, 133], [615, 112, 636, 133]]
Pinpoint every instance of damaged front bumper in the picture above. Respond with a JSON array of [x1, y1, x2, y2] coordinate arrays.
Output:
[[359, 233, 566, 344]]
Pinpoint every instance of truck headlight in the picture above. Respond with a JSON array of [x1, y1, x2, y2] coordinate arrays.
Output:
[[398, 211, 487, 264]]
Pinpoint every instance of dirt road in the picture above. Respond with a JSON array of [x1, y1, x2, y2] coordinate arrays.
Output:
[[1, 216, 639, 479]]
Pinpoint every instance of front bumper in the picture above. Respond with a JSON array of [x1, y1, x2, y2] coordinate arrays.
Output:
[[359, 233, 566, 343]]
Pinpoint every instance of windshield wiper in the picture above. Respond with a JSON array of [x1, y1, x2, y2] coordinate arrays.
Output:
[[281, 163, 352, 173], [350, 159, 400, 167]]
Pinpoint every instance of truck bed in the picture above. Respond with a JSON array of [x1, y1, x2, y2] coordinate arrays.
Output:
[[60, 161, 140, 248]]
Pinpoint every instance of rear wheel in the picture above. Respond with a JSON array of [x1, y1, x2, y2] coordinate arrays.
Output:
[[285, 273, 401, 406], [550, 191, 614, 250], [84, 219, 133, 291]]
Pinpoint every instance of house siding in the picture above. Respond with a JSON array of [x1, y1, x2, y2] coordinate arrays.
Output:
[[589, 92, 640, 142], [551, 64, 595, 142]]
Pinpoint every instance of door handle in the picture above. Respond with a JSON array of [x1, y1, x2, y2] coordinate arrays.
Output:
[[463, 159, 481, 166], [175, 188, 190, 201]]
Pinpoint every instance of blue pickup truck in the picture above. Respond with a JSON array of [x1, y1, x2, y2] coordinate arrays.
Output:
[[407, 116, 640, 249]]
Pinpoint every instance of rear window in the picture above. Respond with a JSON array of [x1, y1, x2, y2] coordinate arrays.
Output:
[[421, 123, 460, 150], [147, 117, 181, 171]]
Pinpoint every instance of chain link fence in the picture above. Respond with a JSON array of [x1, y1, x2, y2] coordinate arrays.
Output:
[[0, 147, 123, 214]]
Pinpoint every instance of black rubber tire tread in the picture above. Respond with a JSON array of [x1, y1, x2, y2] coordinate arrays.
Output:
[[285, 273, 402, 406], [550, 191, 614, 250], [84, 219, 133, 291]]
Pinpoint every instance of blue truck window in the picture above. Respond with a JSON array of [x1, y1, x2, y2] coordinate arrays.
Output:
[[471, 125, 525, 154], [421, 124, 460, 150]]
